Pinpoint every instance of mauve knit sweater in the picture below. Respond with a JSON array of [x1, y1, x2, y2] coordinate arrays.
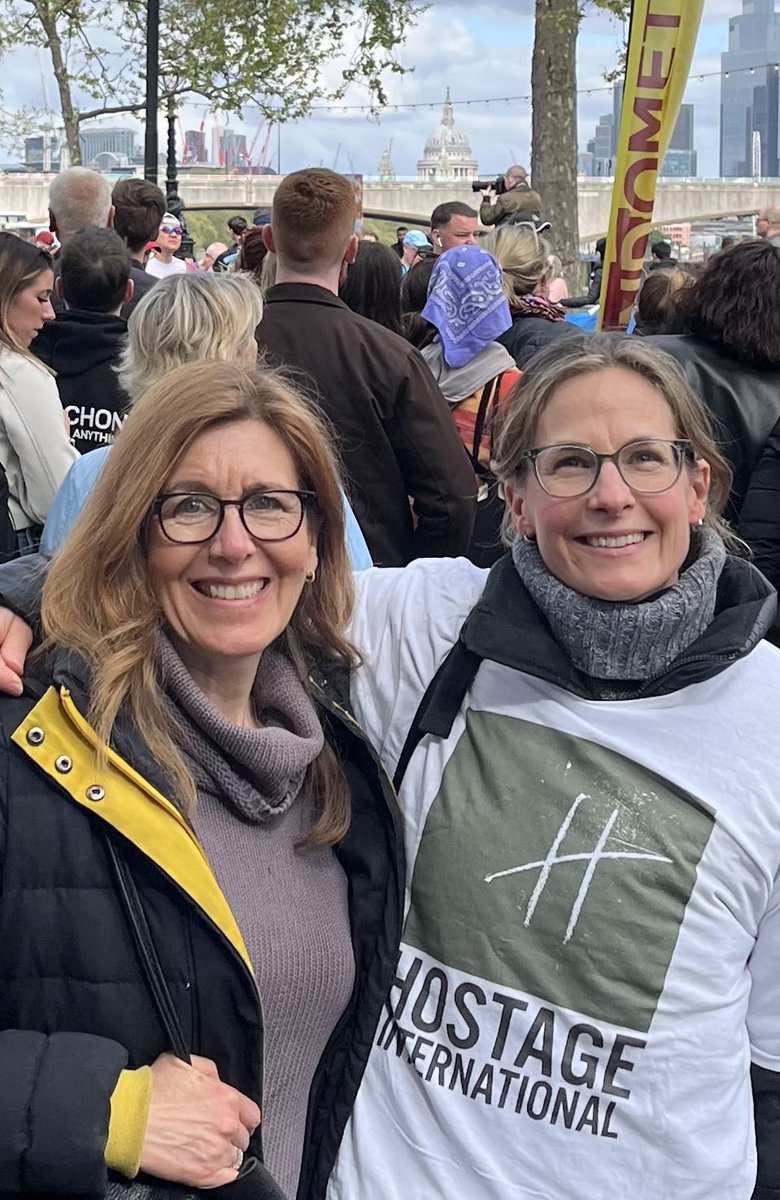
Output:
[[160, 637, 355, 1200]]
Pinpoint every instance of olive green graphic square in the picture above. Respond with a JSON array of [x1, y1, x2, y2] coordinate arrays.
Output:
[[404, 712, 714, 1032]]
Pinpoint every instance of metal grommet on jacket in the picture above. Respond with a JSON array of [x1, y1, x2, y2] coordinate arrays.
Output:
[[26, 727, 45, 746], [54, 756, 73, 774], [85, 785, 105, 802]]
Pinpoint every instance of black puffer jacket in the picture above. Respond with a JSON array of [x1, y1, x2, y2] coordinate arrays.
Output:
[[497, 312, 579, 369], [0, 641, 403, 1200], [643, 334, 780, 523]]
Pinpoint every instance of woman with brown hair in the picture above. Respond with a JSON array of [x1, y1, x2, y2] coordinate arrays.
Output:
[[0, 231, 77, 552], [0, 360, 401, 1199], [324, 334, 780, 1199]]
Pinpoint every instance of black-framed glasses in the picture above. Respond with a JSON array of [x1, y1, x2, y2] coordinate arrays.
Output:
[[160, 223, 183, 235], [521, 439, 694, 498], [152, 489, 316, 544]]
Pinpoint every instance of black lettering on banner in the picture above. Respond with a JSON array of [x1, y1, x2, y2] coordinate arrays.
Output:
[[526, 1081, 553, 1121], [603, 1034, 646, 1099], [446, 981, 487, 1049], [409, 1035, 434, 1076], [497, 1068, 520, 1109], [561, 1023, 603, 1089], [425, 1044, 453, 1085], [391, 953, 423, 1020], [513, 1007, 555, 1076], [490, 992, 529, 1059], [449, 1052, 475, 1096], [575, 1095, 600, 1135], [411, 967, 448, 1033], [470, 1063, 494, 1104]]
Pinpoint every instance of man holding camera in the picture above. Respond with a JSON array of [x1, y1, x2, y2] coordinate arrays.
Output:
[[478, 165, 542, 228]]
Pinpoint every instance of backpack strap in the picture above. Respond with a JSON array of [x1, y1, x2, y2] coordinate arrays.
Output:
[[393, 636, 483, 791], [468, 376, 501, 474]]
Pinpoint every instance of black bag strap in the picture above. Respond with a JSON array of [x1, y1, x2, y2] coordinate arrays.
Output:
[[471, 374, 502, 471], [101, 829, 190, 1062], [393, 637, 483, 792], [101, 830, 288, 1200]]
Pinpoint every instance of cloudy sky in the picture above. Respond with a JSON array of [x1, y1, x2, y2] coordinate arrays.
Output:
[[0, 0, 753, 177]]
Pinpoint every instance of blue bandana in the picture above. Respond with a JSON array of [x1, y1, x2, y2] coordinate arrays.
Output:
[[421, 245, 511, 368]]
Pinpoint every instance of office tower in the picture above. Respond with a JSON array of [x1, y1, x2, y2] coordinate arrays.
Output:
[[720, 0, 780, 176]]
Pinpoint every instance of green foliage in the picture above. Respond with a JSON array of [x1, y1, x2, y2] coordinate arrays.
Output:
[[0, 0, 422, 161]]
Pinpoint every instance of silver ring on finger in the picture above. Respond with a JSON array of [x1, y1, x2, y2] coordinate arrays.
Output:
[[234, 1148, 244, 1172]]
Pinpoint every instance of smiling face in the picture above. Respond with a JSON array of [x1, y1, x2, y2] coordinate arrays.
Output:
[[5, 268, 55, 347], [146, 419, 318, 685], [503, 367, 710, 602]]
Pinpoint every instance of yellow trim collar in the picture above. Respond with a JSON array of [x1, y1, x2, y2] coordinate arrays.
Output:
[[12, 686, 252, 973]]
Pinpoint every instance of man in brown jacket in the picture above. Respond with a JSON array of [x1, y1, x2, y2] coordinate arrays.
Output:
[[258, 168, 476, 567], [479, 166, 543, 228]]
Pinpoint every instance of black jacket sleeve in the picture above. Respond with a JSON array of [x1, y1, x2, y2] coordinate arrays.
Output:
[[739, 419, 780, 594], [753, 1062, 780, 1197], [390, 350, 477, 559], [0, 553, 47, 635], [0, 1030, 129, 1193]]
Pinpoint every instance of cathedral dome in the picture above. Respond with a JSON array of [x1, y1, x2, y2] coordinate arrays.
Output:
[[417, 89, 478, 181]]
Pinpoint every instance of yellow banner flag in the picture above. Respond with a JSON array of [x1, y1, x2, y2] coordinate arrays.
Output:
[[598, 0, 705, 331]]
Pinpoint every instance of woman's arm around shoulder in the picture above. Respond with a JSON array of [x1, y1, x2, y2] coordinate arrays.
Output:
[[349, 557, 488, 768]]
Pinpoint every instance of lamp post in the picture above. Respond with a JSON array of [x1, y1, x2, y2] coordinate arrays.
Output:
[[144, 0, 159, 182], [164, 96, 195, 259], [165, 95, 195, 259]]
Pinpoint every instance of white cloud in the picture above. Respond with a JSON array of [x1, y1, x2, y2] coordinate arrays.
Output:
[[0, 1, 750, 180]]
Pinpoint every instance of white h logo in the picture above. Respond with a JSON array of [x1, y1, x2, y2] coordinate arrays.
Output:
[[484, 793, 672, 945]]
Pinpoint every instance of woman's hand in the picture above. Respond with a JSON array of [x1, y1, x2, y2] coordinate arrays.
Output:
[[140, 1053, 261, 1188], [0, 607, 32, 696]]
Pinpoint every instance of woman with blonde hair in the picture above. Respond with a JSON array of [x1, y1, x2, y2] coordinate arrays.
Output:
[[484, 224, 578, 367], [40, 271, 371, 569], [0, 359, 401, 1199], [0, 231, 77, 553]]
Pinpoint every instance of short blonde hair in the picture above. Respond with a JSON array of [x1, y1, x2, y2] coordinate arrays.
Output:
[[482, 224, 551, 307], [119, 272, 263, 400], [43, 360, 356, 844]]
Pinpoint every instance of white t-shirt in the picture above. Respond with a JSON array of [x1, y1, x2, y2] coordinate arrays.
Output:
[[145, 255, 186, 278], [328, 558, 780, 1200]]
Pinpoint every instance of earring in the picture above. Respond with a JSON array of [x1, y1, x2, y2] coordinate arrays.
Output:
[[305, 569, 316, 583]]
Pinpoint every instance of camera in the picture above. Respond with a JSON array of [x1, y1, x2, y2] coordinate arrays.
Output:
[[471, 175, 507, 195]]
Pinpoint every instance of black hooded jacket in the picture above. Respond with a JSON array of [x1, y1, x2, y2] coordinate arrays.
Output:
[[34, 310, 129, 454]]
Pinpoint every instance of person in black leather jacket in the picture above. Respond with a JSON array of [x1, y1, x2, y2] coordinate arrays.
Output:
[[739, 414, 780, 645], [643, 238, 780, 524]]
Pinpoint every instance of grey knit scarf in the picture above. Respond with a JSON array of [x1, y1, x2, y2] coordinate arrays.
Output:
[[511, 526, 727, 686], [159, 634, 324, 822]]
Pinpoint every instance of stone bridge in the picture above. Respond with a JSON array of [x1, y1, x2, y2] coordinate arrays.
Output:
[[3, 173, 779, 243]]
